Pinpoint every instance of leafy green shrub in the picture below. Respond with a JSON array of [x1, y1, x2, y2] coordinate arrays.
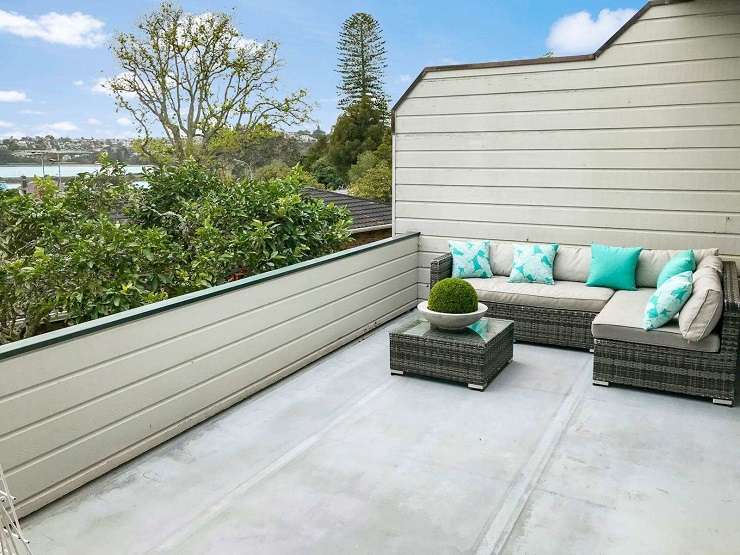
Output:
[[0, 158, 351, 344], [135, 159, 222, 230], [427, 278, 479, 314], [175, 167, 351, 284], [348, 160, 391, 202]]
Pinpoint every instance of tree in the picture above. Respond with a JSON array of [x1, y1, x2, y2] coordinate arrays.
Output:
[[107, 2, 310, 161], [336, 13, 389, 112], [348, 161, 391, 202], [347, 128, 390, 184], [309, 157, 343, 190], [208, 126, 307, 178], [347, 150, 378, 185], [302, 132, 329, 169], [327, 97, 386, 180]]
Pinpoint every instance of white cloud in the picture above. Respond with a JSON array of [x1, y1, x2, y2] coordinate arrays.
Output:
[[0, 9, 106, 48], [91, 77, 111, 95], [398, 74, 412, 84], [0, 90, 29, 102], [92, 73, 136, 99], [36, 121, 79, 136], [47, 121, 78, 132], [87, 117, 101, 125], [20, 109, 44, 115], [73, 79, 84, 86], [0, 120, 13, 128], [116, 116, 133, 126], [546, 8, 636, 55], [233, 37, 262, 53]]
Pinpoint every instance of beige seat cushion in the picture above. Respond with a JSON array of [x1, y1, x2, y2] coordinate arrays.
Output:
[[636, 248, 719, 287], [679, 267, 724, 342], [592, 290, 720, 352], [465, 276, 613, 312]]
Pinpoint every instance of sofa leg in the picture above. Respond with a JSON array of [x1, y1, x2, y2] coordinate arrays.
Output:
[[390, 370, 405, 376], [712, 398, 733, 407], [468, 383, 485, 391], [588, 347, 594, 353], [592, 380, 609, 387]]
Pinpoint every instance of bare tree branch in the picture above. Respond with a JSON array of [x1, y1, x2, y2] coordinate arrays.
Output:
[[107, 2, 311, 162]]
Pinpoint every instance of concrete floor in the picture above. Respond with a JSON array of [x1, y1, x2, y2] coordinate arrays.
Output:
[[22, 311, 740, 554]]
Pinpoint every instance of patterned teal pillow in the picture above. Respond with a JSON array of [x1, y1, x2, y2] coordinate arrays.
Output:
[[643, 271, 693, 330], [508, 243, 559, 284], [448, 240, 493, 278]]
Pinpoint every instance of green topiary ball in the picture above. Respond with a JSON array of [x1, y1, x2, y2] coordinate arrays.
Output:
[[427, 278, 479, 314]]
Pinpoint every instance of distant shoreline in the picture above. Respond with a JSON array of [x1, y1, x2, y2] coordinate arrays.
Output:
[[1, 163, 147, 183], [0, 163, 106, 167]]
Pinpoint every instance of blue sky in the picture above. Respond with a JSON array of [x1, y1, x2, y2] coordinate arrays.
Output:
[[0, 1, 639, 138]]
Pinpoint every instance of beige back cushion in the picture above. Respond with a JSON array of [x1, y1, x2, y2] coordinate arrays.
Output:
[[679, 267, 724, 342], [697, 255, 723, 274], [489, 242, 722, 287], [490, 243, 513, 276], [636, 248, 719, 288], [553, 246, 591, 283]]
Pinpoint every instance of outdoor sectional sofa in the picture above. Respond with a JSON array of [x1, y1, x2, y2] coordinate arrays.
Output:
[[430, 244, 739, 405]]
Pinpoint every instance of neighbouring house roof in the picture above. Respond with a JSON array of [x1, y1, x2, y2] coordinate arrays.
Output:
[[390, 0, 693, 130], [303, 188, 392, 233]]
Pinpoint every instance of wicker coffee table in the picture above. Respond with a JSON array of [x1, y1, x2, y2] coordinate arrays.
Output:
[[389, 317, 514, 390]]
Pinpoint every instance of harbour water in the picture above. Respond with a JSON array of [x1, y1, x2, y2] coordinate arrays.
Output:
[[0, 164, 146, 179]]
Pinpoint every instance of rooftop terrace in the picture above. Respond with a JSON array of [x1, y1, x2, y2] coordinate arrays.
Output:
[[21, 311, 740, 554]]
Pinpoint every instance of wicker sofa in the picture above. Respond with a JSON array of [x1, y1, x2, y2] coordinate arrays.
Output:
[[429, 245, 739, 405]]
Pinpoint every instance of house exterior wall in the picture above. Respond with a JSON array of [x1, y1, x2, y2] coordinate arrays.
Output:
[[0, 234, 419, 517], [392, 0, 740, 298]]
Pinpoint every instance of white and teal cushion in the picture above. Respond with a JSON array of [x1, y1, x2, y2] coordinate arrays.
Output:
[[448, 240, 493, 278], [643, 271, 693, 330], [508, 243, 559, 284]]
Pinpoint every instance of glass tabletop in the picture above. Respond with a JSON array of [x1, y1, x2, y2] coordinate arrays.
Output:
[[391, 317, 513, 345]]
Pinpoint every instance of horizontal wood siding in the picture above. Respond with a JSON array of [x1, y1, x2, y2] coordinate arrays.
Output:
[[392, 1, 740, 296], [0, 234, 418, 517]]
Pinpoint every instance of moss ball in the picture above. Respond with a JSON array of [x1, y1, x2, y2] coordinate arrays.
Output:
[[427, 278, 479, 314]]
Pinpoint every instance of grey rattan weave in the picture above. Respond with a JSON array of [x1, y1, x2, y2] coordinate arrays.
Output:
[[430, 253, 596, 349], [593, 261, 739, 405], [389, 318, 514, 390]]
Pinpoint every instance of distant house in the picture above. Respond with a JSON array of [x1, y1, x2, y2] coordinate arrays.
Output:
[[304, 188, 391, 245]]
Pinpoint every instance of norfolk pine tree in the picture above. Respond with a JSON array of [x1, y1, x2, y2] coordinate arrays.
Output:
[[336, 13, 389, 112]]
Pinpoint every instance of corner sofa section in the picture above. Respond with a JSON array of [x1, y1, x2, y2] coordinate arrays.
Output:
[[592, 261, 738, 405]]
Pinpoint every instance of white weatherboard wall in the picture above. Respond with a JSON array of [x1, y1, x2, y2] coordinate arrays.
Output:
[[392, 0, 740, 298], [0, 234, 418, 517]]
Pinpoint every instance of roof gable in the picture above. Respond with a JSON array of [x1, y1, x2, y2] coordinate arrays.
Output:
[[391, 0, 694, 129]]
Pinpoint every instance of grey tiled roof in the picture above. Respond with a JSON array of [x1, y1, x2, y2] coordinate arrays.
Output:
[[303, 188, 391, 232]]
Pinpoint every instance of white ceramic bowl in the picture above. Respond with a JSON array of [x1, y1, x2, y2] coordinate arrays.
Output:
[[417, 301, 487, 331]]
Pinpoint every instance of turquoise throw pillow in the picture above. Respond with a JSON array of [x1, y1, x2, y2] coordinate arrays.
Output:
[[448, 240, 493, 278], [508, 243, 559, 284], [643, 271, 693, 330], [657, 250, 695, 287], [586, 243, 642, 290]]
